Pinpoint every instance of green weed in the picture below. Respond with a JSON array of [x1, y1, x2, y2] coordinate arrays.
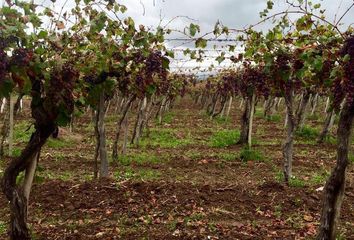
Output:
[[12, 147, 22, 157], [239, 147, 264, 162], [184, 213, 204, 224], [0, 221, 6, 234], [323, 135, 337, 145], [307, 114, 320, 121], [185, 151, 202, 160], [156, 112, 174, 124], [214, 116, 230, 124], [349, 152, 354, 164], [255, 108, 264, 118], [274, 204, 282, 218], [46, 138, 73, 149], [14, 121, 34, 143], [289, 177, 306, 188], [275, 171, 308, 187], [209, 130, 240, 148], [275, 170, 284, 182], [310, 171, 330, 185], [140, 129, 192, 148], [295, 125, 319, 140], [265, 114, 281, 122], [218, 153, 238, 161]]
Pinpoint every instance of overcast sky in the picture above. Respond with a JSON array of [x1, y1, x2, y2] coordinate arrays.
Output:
[[2, 0, 353, 74], [116, 0, 354, 73]]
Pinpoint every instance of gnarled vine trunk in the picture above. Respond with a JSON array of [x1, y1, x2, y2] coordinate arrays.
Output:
[[112, 95, 135, 160], [318, 110, 336, 144], [226, 96, 233, 118], [2, 123, 56, 239], [131, 96, 148, 145], [238, 96, 250, 145], [264, 96, 276, 117], [295, 90, 311, 129], [14, 93, 24, 115], [0, 96, 10, 157], [94, 91, 108, 178], [238, 94, 255, 147], [212, 95, 227, 119], [317, 100, 353, 240], [283, 89, 295, 183]]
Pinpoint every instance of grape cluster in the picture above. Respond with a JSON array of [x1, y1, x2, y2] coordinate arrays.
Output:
[[265, 51, 293, 96], [334, 36, 354, 108], [0, 50, 9, 83], [46, 64, 78, 120], [240, 63, 268, 98], [0, 36, 18, 50], [146, 51, 162, 73], [11, 48, 33, 67], [318, 60, 334, 86], [221, 72, 239, 97]]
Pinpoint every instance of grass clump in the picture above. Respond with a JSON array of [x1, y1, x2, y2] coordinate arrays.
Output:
[[157, 112, 174, 124], [209, 130, 240, 148], [349, 152, 354, 164], [14, 121, 34, 143], [310, 171, 330, 185], [239, 147, 263, 162], [274, 171, 305, 187], [0, 221, 6, 234], [307, 114, 320, 121], [214, 117, 230, 124], [140, 129, 192, 148], [265, 114, 281, 122], [218, 153, 238, 161], [295, 125, 319, 140], [289, 177, 306, 188], [323, 135, 337, 145]]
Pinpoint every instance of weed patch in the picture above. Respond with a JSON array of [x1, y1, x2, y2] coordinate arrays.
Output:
[[295, 125, 319, 140], [239, 147, 264, 162], [140, 129, 192, 148], [209, 130, 240, 148]]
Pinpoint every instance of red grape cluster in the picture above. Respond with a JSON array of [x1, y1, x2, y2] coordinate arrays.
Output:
[[11, 48, 33, 67], [45, 64, 78, 121], [0, 50, 9, 83], [265, 51, 293, 97], [333, 36, 354, 108], [240, 63, 268, 98], [221, 73, 239, 97]]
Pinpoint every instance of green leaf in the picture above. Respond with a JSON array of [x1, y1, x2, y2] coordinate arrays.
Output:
[[56, 107, 72, 126], [38, 30, 48, 39], [343, 54, 351, 63], [189, 23, 200, 37], [162, 57, 170, 69], [216, 53, 225, 64], [195, 38, 207, 48], [222, 26, 229, 35], [166, 50, 175, 58], [0, 79, 14, 98], [267, 0, 274, 9], [313, 3, 321, 9]]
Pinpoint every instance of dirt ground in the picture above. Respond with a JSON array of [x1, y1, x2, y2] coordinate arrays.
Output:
[[0, 97, 353, 240]]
